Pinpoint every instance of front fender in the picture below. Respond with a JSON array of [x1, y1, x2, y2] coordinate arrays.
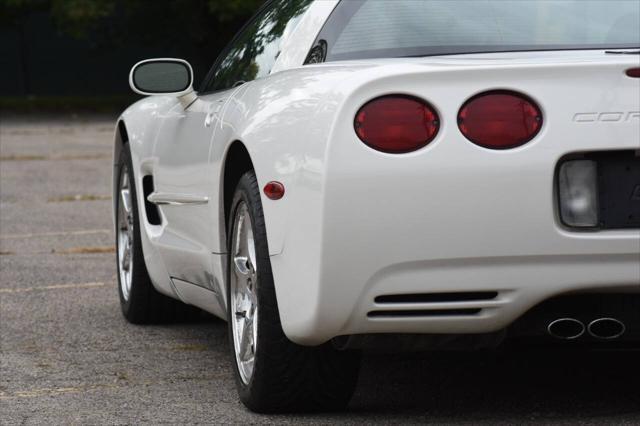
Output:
[[113, 96, 179, 299]]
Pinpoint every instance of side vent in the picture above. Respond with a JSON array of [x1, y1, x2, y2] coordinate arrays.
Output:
[[368, 291, 499, 319], [142, 175, 161, 225], [375, 292, 498, 304], [368, 309, 481, 318]]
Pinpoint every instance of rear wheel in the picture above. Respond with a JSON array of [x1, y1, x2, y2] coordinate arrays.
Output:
[[116, 144, 198, 323], [227, 171, 361, 413]]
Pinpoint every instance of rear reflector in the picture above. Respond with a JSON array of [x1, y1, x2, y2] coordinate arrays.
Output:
[[458, 91, 542, 149], [626, 68, 640, 78], [263, 181, 285, 200], [354, 95, 440, 153]]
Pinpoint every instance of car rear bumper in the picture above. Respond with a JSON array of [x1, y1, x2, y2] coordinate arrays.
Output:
[[273, 248, 639, 346], [271, 145, 640, 345], [268, 58, 640, 345], [335, 252, 639, 335], [271, 144, 639, 346]]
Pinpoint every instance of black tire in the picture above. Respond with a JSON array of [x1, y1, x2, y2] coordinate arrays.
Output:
[[116, 144, 199, 323], [227, 171, 361, 413]]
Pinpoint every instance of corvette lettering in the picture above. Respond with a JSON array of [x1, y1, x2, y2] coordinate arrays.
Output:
[[574, 111, 640, 122]]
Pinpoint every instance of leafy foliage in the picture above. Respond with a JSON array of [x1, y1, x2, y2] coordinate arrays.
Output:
[[207, 0, 263, 22], [206, 0, 312, 90], [0, 0, 264, 47]]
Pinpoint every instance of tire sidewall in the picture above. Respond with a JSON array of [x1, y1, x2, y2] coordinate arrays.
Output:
[[226, 172, 271, 403], [226, 173, 361, 413], [115, 146, 143, 315]]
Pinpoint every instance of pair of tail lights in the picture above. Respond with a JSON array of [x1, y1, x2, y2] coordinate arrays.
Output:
[[354, 91, 543, 153]]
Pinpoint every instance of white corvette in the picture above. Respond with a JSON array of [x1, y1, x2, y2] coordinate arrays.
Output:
[[114, 0, 640, 412]]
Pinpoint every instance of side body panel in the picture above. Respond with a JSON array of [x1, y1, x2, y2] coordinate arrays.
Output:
[[113, 0, 336, 319], [148, 93, 228, 316]]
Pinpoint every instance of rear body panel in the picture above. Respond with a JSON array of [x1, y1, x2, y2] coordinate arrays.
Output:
[[269, 51, 640, 344]]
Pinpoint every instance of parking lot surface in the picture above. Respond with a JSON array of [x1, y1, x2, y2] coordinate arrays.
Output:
[[1, 115, 640, 424]]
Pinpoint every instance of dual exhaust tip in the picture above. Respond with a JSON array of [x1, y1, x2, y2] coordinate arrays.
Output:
[[547, 317, 626, 340]]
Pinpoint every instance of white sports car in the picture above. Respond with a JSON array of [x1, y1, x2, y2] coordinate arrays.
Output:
[[114, 0, 640, 412]]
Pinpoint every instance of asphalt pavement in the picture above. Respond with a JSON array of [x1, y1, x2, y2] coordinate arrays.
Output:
[[1, 115, 639, 424]]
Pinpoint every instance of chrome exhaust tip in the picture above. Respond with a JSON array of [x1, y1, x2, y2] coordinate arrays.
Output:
[[587, 318, 626, 340], [547, 318, 585, 340]]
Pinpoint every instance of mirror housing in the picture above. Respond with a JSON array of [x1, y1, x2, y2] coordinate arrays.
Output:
[[129, 58, 196, 107]]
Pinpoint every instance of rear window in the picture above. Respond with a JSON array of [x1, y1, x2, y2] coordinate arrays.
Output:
[[311, 0, 640, 62]]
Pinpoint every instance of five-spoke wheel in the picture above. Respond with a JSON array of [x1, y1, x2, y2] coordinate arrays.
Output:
[[117, 165, 134, 302], [230, 202, 259, 384]]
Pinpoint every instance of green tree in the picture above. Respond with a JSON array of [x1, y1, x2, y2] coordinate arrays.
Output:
[[1, 0, 263, 39], [0, 0, 264, 94]]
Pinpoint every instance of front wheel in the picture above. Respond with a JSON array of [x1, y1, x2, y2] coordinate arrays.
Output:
[[115, 144, 198, 323], [227, 171, 361, 413]]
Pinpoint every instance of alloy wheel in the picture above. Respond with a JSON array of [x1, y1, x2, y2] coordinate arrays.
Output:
[[230, 202, 259, 385], [117, 166, 134, 301]]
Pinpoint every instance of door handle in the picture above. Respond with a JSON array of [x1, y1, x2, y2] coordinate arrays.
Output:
[[204, 112, 214, 127], [204, 100, 225, 128]]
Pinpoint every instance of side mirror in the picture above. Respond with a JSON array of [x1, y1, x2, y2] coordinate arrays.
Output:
[[129, 58, 194, 97]]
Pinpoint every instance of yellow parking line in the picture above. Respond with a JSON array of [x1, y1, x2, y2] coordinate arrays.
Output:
[[47, 194, 111, 203], [0, 154, 110, 162], [0, 229, 111, 240], [0, 282, 106, 294], [0, 376, 221, 400], [54, 246, 115, 255], [0, 384, 119, 400]]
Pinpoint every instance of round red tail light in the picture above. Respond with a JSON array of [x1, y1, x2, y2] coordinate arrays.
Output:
[[354, 95, 440, 153], [626, 68, 640, 78], [458, 91, 542, 149]]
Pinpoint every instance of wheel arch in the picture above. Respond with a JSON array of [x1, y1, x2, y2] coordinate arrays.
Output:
[[115, 120, 129, 156], [113, 119, 130, 218], [222, 140, 255, 231]]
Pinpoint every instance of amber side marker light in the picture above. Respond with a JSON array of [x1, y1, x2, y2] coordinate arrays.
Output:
[[264, 181, 285, 200], [626, 68, 640, 78]]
